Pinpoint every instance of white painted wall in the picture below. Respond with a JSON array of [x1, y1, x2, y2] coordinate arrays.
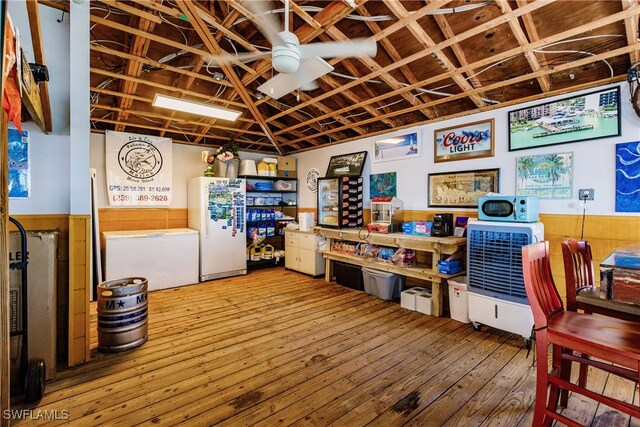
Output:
[[295, 82, 640, 216], [90, 133, 266, 208], [7, 3, 71, 215]]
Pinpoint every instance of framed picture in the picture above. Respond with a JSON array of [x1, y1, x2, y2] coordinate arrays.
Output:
[[428, 168, 499, 208], [370, 172, 397, 198], [434, 119, 494, 163], [373, 132, 420, 162], [325, 151, 367, 177], [516, 152, 574, 199], [616, 141, 640, 212], [508, 86, 621, 151], [8, 128, 30, 198]]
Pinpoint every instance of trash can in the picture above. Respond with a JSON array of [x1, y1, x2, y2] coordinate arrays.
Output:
[[362, 268, 404, 301], [448, 275, 470, 323], [97, 277, 149, 353]]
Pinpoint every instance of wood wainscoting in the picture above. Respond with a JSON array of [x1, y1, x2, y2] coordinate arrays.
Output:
[[98, 208, 188, 234]]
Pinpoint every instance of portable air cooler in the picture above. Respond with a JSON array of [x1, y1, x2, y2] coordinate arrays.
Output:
[[467, 220, 544, 342]]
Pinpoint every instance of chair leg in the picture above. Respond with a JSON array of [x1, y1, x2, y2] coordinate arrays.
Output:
[[533, 332, 550, 427], [559, 347, 572, 408], [545, 343, 563, 426]]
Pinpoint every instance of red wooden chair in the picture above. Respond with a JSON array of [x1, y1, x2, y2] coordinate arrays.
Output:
[[522, 241, 640, 427], [561, 238, 640, 321]]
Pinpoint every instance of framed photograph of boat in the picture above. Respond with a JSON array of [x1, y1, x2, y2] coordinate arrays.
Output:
[[325, 151, 368, 177], [434, 119, 494, 163], [428, 168, 499, 208], [508, 86, 621, 151], [373, 132, 420, 162]]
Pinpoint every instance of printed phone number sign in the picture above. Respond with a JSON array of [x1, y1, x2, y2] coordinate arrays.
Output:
[[106, 131, 173, 206]]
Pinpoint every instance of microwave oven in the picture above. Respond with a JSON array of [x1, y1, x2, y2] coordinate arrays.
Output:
[[477, 196, 539, 223]]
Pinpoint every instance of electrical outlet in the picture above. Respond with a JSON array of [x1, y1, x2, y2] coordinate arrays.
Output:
[[578, 188, 594, 200]]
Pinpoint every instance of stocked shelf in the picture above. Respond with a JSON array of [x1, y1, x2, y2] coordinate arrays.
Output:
[[241, 175, 297, 181], [246, 190, 297, 194], [319, 251, 465, 282], [247, 204, 297, 208], [315, 226, 466, 317]]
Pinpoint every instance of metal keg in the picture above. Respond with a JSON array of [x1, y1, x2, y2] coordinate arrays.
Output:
[[97, 277, 148, 353]]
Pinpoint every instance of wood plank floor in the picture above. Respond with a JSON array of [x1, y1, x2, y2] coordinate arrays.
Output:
[[13, 267, 638, 426]]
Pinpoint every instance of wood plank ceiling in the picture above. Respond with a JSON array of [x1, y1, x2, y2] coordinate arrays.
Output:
[[69, 0, 640, 153]]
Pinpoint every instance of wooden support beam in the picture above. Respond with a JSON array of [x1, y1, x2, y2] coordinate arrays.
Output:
[[177, 1, 283, 154], [500, 1, 552, 92], [25, 0, 53, 132], [622, 0, 640, 65], [383, 0, 486, 109], [268, 0, 624, 129]]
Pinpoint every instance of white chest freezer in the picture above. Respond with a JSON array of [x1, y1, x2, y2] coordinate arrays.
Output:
[[102, 228, 199, 292]]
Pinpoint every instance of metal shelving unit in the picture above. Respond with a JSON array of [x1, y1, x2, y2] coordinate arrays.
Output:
[[241, 175, 298, 269]]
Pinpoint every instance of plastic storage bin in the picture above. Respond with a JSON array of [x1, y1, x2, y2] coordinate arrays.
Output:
[[448, 275, 470, 323], [400, 287, 428, 310], [334, 261, 364, 291], [362, 267, 404, 301]]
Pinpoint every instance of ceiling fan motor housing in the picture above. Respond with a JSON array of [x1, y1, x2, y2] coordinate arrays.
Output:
[[272, 31, 301, 74]]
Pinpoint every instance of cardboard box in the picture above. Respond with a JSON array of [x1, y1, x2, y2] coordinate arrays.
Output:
[[277, 156, 297, 177], [9, 231, 59, 382]]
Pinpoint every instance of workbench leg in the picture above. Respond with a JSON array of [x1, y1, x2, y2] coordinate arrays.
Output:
[[432, 279, 444, 317], [325, 258, 334, 282]]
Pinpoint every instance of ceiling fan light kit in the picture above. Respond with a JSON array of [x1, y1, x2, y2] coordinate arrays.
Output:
[[152, 94, 241, 121]]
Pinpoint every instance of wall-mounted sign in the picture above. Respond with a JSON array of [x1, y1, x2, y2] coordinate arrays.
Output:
[[105, 131, 173, 206], [434, 119, 494, 163]]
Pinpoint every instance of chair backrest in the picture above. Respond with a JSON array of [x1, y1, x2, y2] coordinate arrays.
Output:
[[561, 239, 595, 312], [522, 241, 564, 329]]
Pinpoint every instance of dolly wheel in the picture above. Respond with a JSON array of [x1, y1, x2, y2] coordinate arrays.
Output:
[[472, 322, 482, 332], [524, 338, 532, 350], [24, 359, 45, 403]]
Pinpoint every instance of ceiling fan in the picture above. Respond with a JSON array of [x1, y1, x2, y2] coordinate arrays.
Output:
[[204, 0, 377, 100]]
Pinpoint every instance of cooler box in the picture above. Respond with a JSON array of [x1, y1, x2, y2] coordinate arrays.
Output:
[[362, 268, 404, 301], [448, 275, 470, 323], [334, 261, 363, 291]]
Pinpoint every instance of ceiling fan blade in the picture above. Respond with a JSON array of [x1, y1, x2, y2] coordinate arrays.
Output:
[[202, 51, 271, 66], [257, 57, 334, 100], [244, 0, 285, 46], [299, 38, 377, 59]]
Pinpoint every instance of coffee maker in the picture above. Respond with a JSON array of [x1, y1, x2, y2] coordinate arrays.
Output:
[[432, 213, 453, 237]]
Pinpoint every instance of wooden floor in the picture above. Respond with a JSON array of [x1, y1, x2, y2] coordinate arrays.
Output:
[[14, 267, 639, 426]]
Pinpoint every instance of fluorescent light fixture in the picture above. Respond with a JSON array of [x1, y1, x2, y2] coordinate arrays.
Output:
[[377, 137, 405, 144], [152, 94, 241, 121]]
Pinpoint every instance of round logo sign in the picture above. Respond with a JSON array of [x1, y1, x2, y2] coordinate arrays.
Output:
[[306, 168, 320, 192], [118, 140, 163, 179]]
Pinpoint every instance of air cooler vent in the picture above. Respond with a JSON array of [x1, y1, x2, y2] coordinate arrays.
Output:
[[468, 228, 530, 305]]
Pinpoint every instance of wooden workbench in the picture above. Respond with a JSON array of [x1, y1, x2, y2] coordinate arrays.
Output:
[[314, 227, 467, 316]]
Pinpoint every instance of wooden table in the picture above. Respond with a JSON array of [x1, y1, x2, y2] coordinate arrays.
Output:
[[314, 227, 467, 316], [600, 244, 640, 306]]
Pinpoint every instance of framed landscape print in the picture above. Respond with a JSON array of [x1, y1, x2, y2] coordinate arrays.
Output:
[[508, 86, 621, 151], [373, 132, 420, 162], [434, 119, 494, 163], [428, 168, 499, 208], [516, 152, 574, 199], [325, 151, 367, 177], [616, 141, 640, 212]]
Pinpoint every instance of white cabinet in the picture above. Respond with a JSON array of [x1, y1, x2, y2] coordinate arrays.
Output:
[[285, 229, 325, 276]]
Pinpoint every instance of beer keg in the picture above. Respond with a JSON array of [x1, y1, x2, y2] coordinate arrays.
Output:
[[97, 277, 148, 353]]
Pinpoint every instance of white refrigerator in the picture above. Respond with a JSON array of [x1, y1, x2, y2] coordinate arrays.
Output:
[[188, 177, 247, 281]]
